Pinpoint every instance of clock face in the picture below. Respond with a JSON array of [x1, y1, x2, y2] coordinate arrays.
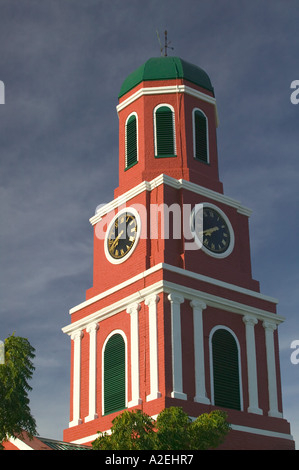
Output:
[[191, 204, 234, 257], [105, 210, 139, 263]]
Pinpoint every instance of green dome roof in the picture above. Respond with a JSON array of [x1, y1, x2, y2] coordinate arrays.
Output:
[[119, 56, 214, 98]]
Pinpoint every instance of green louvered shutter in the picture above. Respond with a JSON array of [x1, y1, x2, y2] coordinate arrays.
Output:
[[155, 106, 175, 157], [126, 115, 137, 168], [104, 333, 126, 415], [194, 110, 208, 162], [212, 329, 241, 410]]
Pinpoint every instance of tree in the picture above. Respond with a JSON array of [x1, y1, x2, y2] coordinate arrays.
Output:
[[92, 409, 155, 450], [155, 406, 192, 450], [92, 407, 230, 450], [0, 334, 37, 449]]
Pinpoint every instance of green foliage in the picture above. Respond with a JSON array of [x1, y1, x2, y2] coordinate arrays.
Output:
[[155, 407, 191, 450], [189, 410, 231, 450], [92, 409, 155, 450], [92, 406, 230, 450], [0, 334, 37, 448]]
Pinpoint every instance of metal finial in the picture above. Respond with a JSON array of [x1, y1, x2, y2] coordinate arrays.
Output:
[[156, 29, 174, 56]]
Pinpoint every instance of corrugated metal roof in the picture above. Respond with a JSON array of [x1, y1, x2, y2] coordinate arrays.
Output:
[[38, 437, 91, 450]]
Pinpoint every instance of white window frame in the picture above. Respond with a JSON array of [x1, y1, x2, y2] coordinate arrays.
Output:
[[153, 103, 176, 157], [209, 325, 243, 411], [192, 107, 209, 163]]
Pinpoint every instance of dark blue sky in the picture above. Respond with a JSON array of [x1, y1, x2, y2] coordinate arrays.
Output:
[[0, 0, 298, 446]]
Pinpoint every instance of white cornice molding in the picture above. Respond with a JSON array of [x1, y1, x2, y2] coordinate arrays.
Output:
[[70, 415, 293, 445], [89, 174, 252, 226], [67, 262, 278, 317], [162, 280, 284, 324], [62, 277, 283, 337], [117, 84, 217, 113]]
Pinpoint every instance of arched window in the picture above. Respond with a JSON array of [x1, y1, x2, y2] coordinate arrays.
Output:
[[193, 109, 208, 163], [103, 333, 126, 415], [125, 113, 138, 169], [154, 105, 176, 158], [211, 327, 241, 410]]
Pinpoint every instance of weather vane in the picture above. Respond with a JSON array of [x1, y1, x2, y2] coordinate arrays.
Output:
[[156, 30, 174, 56]]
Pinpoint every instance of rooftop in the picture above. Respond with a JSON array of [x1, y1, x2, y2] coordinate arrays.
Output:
[[119, 56, 214, 98]]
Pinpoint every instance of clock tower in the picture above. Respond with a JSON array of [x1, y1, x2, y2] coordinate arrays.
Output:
[[62, 56, 294, 449]]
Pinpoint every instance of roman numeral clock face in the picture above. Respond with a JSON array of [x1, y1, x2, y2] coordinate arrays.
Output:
[[105, 209, 140, 264], [191, 204, 234, 258]]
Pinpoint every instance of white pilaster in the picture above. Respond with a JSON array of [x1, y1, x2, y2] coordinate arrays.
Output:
[[70, 329, 83, 427], [168, 293, 187, 400], [85, 322, 99, 422], [190, 299, 210, 404], [243, 315, 262, 415], [145, 294, 161, 402], [263, 321, 282, 418], [127, 302, 142, 407]]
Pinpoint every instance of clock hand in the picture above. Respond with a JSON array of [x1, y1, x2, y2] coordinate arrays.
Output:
[[198, 226, 219, 236], [110, 230, 124, 249]]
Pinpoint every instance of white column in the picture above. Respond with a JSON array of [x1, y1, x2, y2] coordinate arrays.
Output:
[[168, 293, 187, 400], [243, 315, 262, 415], [85, 322, 99, 422], [70, 330, 83, 427], [190, 299, 210, 404], [145, 294, 161, 402], [127, 302, 142, 407], [263, 321, 282, 418]]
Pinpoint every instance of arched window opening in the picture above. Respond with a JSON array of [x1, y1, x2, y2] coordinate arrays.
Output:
[[193, 109, 208, 163], [211, 328, 241, 410], [154, 105, 176, 158], [103, 333, 126, 415], [125, 114, 138, 169]]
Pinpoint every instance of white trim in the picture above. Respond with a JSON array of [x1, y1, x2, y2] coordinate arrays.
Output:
[[67, 262, 278, 318], [263, 321, 282, 418], [85, 322, 99, 423], [116, 85, 219, 127], [162, 281, 282, 324], [62, 279, 283, 339], [7, 437, 34, 450], [190, 202, 235, 259], [127, 302, 142, 407], [243, 316, 263, 415], [145, 294, 161, 402], [104, 207, 141, 265], [90, 173, 252, 227], [190, 300, 210, 404], [69, 330, 83, 427], [163, 263, 277, 304], [229, 424, 293, 441], [125, 112, 138, 168], [209, 325, 244, 411], [69, 419, 294, 446], [102, 329, 128, 415], [153, 103, 176, 157], [168, 293, 187, 400], [192, 107, 209, 163]]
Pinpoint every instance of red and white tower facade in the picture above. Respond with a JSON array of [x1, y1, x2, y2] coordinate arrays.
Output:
[[62, 57, 294, 449]]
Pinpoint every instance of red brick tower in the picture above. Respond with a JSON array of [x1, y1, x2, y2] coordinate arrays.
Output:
[[62, 56, 294, 449]]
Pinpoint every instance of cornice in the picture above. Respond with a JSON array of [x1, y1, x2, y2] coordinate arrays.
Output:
[[62, 276, 283, 337], [89, 174, 252, 226], [116, 84, 218, 120]]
